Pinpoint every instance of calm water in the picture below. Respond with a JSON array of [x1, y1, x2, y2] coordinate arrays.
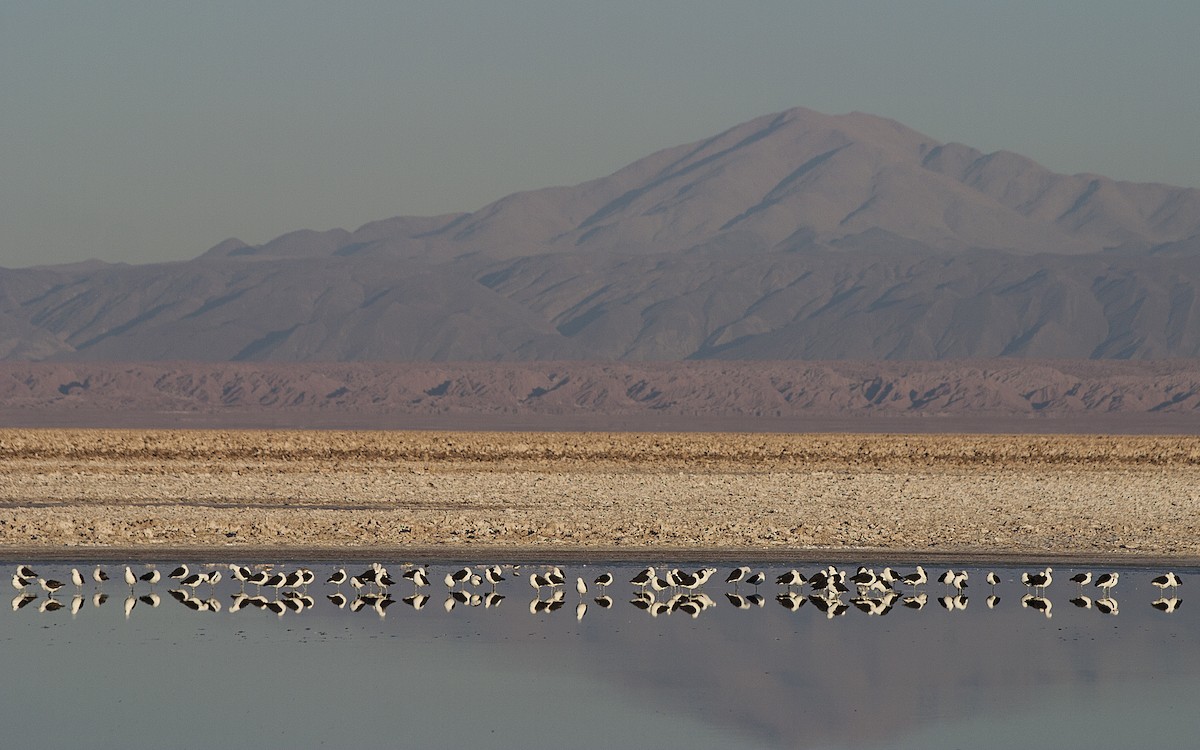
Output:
[[3, 560, 1196, 750]]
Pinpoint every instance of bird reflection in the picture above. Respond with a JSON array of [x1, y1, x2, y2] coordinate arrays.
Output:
[[12, 562, 1184, 629], [902, 593, 927, 610], [1152, 597, 1182, 613], [12, 593, 36, 611], [403, 593, 429, 611], [1021, 594, 1053, 618], [777, 592, 806, 612]]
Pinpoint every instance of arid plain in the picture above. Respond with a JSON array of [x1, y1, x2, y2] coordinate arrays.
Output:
[[2, 429, 1197, 561]]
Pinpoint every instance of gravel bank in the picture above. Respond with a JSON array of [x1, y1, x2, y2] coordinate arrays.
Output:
[[1, 430, 1197, 558]]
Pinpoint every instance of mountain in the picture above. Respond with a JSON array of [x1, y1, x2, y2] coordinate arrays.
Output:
[[3, 106, 1200, 362]]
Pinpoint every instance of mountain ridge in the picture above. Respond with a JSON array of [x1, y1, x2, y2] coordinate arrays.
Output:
[[3, 106, 1200, 363]]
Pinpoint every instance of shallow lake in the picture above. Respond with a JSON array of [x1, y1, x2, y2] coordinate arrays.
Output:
[[2, 559, 1196, 749]]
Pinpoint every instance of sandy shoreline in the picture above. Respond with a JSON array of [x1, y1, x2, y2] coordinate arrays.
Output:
[[2, 429, 1198, 561]]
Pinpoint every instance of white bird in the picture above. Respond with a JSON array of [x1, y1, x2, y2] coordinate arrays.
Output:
[[92, 566, 109, 585], [985, 571, 1000, 589], [70, 568, 85, 590], [91, 592, 108, 608], [124, 595, 137, 619], [576, 577, 587, 599], [576, 602, 587, 621], [124, 566, 137, 589]]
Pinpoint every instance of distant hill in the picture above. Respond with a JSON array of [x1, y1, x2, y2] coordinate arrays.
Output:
[[3, 106, 1200, 362], [2, 361, 1199, 433]]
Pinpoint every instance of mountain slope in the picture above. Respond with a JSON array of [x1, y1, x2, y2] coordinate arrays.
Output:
[[3, 106, 1200, 363]]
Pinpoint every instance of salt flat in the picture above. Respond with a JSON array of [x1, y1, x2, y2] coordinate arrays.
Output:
[[1, 430, 1197, 558]]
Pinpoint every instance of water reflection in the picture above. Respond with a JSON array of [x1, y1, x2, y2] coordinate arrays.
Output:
[[2, 561, 1198, 749]]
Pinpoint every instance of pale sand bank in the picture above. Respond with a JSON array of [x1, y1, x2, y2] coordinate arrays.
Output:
[[1, 430, 1198, 560]]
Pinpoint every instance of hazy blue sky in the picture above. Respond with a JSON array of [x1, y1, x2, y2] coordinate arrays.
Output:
[[2, 2, 1198, 268]]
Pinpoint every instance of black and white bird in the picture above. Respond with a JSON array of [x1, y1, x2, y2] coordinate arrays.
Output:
[[1094, 597, 1119, 615], [449, 567, 474, 589], [484, 566, 506, 589], [593, 572, 614, 591], [39, 578, 66, 597], [744, 571, 766, 590], [529, 572, 552, 595], [139, 569, 161, 587], [1069, 571, 1092, 589], [985, 571, 1000, 590], [229, 565, 253, 587], [1152, 572, 1183, 593], [1094, 572, 1119, 595], [951, 571, 969, 592], [93, 566, 109, 585], [900, 566, 928, 591], [1021, 567, 1053, 594], [692, 568, 716, 588], [11, 573, 32, 591], [725, 566, 751, 587], [168, 564, 190, 580], [327, 568, 348, 586], [777, 570, 806, 589], [403, 567, 429, 589], [630, 567, 656, 589], [17, 565, 36, 580], [70, 568, 85, 591]]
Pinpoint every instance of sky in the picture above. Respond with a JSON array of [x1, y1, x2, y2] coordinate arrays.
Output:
[[2, 2, 1198, 268]]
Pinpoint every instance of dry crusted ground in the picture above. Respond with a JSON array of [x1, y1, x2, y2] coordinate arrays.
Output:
[[1, 429, 1198, 559]]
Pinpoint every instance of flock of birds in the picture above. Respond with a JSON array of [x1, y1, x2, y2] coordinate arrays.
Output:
[[8, 561, 1186, 621]]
